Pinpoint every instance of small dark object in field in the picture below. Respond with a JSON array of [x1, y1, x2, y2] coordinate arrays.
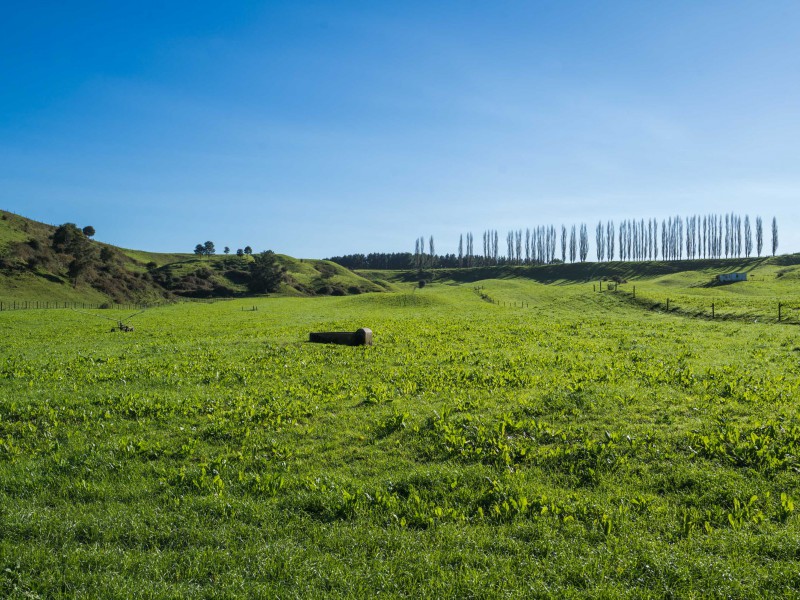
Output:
[[71, 307, 143, 332], [717, 273, 747, 283], [418, 280, 426, 288], [309, 328, 372, 346]]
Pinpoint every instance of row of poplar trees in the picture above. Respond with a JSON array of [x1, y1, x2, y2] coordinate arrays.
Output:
[[415, 214, 778, 268]]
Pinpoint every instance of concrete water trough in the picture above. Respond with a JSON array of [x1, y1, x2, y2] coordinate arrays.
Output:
[[309, 327, 373, 346]]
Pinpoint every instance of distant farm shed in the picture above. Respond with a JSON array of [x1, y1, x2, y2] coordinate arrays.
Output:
[[717, 273, 747, 283]]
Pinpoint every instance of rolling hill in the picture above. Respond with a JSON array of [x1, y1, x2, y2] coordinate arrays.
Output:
[[0, 210, 386, 304]]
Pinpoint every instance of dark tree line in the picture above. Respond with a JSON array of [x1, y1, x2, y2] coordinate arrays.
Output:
[[327, 214, 779, 271], [328, 250, 470, 271], [328, 252, 413, 270]]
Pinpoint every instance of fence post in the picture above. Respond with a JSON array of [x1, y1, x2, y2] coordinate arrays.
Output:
[[633, 286, 636, 299], [778, 303, 782, 322], [666, 298, 670, 311], [711, 303, 715, 319]]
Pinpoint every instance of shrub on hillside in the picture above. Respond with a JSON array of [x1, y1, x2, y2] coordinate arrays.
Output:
[[248, 251, 284, 293], [317, 263, 337, 279], [100, 247, 115, 263], [224, 269, 251, 284]]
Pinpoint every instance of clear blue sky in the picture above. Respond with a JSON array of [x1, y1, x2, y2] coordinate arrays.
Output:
[[2, 1, 798, 257]]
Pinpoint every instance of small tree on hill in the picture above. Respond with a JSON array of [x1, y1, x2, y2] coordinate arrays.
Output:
[[236, 248, 244, 257], [203, 241, 215, 256], [194, 244, 205, 256], [82, 225, 95, 238], [224, 246, 230, 255], [52, 223, 83, 252], [52, 223, 98, 284], [249, 250, 284, 293], [53, 222, 95, 255], [244, 246, 253, 255]]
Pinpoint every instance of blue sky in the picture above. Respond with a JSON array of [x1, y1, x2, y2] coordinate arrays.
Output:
[[2, 1, 798, 257]]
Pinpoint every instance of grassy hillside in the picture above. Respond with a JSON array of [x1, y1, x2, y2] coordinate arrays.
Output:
[[1, 277, 799, 597], [143, 253, 385, 298], [359, 254, 800, 287], [358, 254, 800, 324], [0, 212, 170, 304], [0, 211, 383, 303]]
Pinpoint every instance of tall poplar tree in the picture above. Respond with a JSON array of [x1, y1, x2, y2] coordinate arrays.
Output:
[[569, 225, 577, 263], [772, 217, 778, 256], [525, 228, 531, 263], [744, 216, 752, 257], [595, 221, 604, 261], [756, 216, 763, 257], [579, 224, 588, 262], [724, 214, 730, 258]]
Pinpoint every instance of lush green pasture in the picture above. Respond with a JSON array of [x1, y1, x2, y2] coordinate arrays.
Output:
[[0, 276, 112, 306], [611, 261, 800, 324], [1, 281, 799, 598]]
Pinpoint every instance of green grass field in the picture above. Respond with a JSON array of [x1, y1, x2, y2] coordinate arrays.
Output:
[[614, 264, 800, 324], [1, 274, 799, 597]]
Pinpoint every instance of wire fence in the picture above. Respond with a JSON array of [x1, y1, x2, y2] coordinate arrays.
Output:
[[597, 283, 800, 325], [2, 287, 796, 325], [473, 283, 799, 325], [0, 300, 158, 312], [0, 297, 229, 312]]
